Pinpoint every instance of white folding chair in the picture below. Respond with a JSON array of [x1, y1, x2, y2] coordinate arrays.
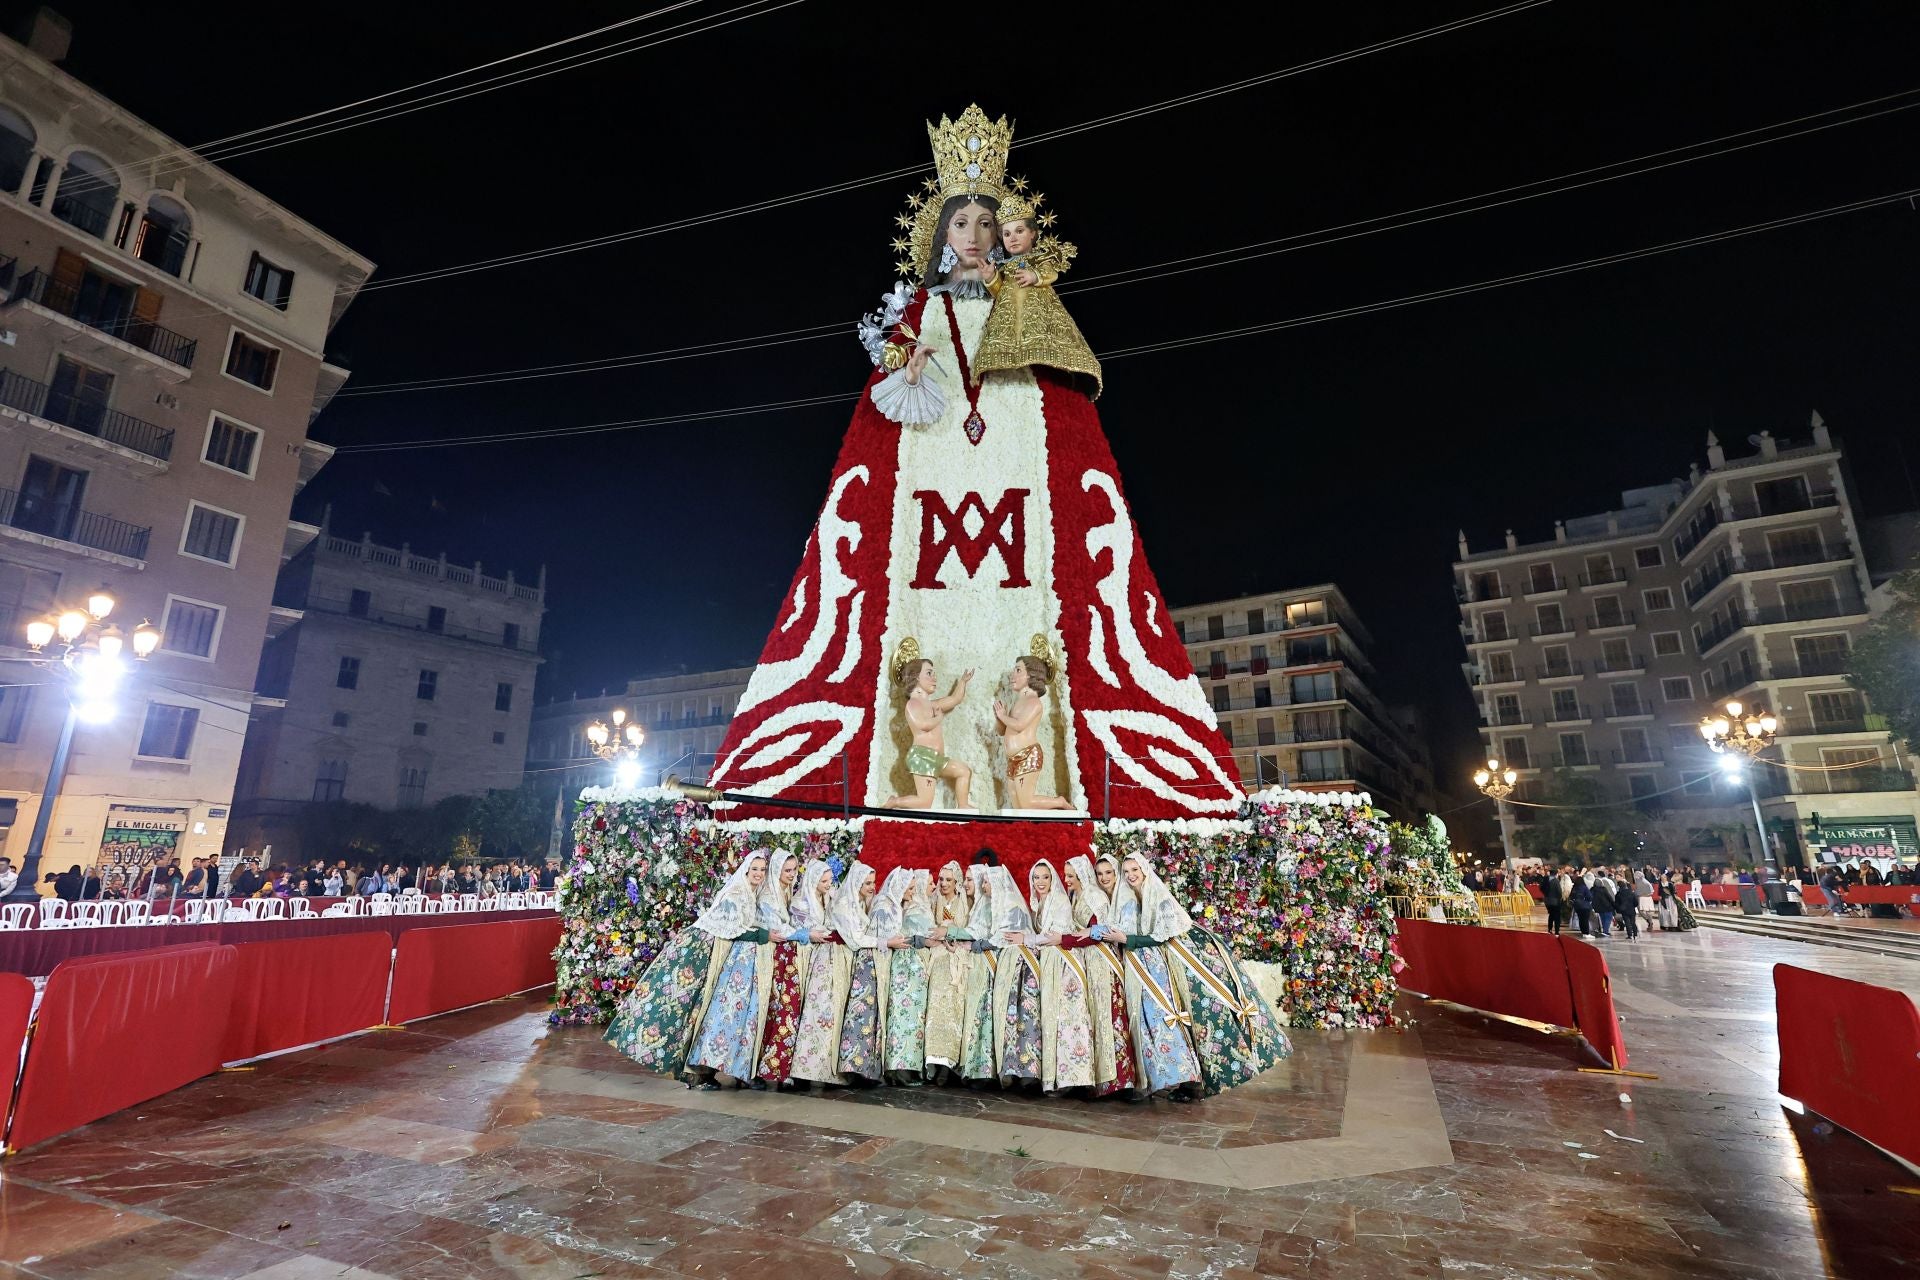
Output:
[[289, 897, 316, 919], [180, 899, 209, 924], [225, 900, 258, 921], [1684, 881, 1707, 910], [321, 903, 354, 917], [1, 903, 31, 930], [204, 898, 230, 923], [38, 898, 70, 928], [254, 898, 287, 921], [123, 901, 151, 926], [458, 893, 480, 912]]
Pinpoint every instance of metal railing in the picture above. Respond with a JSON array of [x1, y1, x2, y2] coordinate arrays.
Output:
[[1547, 750, 1595, 768], [1528, 619, 1576, 638], [1674, 505, 1723, 559], [1586, 609, 1636, 630], [1610, 746, 1666, 765], [1523, 577, 1566, 596], [1591, 653, 1646, 674], [1780, 713, 1871, 736], [1765, 653, 1852, 679], [1457, 584, 1512, 603], [1823, 767, 1915, 794], [1725, 491, 1839, 522], [49, 193, 112, 238], [1695, 611, 1747, 653], [1747, 596, 1866, 625], [1478, 709, 1529, 727], [1685, 560, 1733, 605], [0, 367, 174, 460], [1741, 541, 1850, 572], [1579, 567, 1630, 588], [9, 269, 197, 367], [1542, 704, 1592, 723], [0, 483, 152, 559], [1535, 659, 1585, 679]]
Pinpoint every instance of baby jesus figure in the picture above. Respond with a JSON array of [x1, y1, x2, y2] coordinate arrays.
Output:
[[994, 653, 1076, 811], [971, 189, 1103, 397]]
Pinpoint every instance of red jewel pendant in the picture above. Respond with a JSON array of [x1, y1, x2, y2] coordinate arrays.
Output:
[[943, 294, 987, 446]]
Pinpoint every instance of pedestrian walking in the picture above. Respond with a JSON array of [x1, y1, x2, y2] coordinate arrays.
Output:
[[1570, 872, 1594, 937], [1542, 868, 1566, 935], [1590, 871, 1616, 938]]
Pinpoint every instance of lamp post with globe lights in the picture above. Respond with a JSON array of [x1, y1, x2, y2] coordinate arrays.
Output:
[[586, 707, 645, 791], [1699, 699, 1779, 872], [11, 591, 161, 900], [1473, 757, 1520, 875]]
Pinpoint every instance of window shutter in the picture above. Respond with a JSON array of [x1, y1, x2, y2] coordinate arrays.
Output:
[[131, 283, 163, 326], [49, 247, 85, 295]]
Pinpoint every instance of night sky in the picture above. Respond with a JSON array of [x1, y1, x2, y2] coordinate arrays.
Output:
[[34, 1, 1920, 808]]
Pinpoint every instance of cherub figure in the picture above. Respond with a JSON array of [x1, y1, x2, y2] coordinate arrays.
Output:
[[994, 652, 1075, 811], [884, 652, 976, 810], [971, 185, 1103, 397]]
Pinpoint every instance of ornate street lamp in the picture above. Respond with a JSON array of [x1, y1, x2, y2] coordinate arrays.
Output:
[[1473, 757, 1520, 873], [12, 590, 162, 900], [1699, 699, 1778, 869], [586, 707, 645, 789]]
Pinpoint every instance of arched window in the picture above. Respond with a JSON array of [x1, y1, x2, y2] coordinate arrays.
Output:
[[135, 194, 191, 276], [0, 106, 35, 196], [51, 150, 117, 237]]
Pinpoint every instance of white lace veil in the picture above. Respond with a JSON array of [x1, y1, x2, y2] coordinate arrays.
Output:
[[693, 848, 769, 938], [1120, 853, 1193, 942]]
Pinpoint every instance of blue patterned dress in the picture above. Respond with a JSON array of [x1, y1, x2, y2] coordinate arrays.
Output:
[[1115, 895, 1201, 1093], [837, 949, 883, 1082], [688, 938, 763, 1081]]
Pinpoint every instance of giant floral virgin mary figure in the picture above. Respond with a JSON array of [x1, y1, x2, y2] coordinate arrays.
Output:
[[707, 106, 1243, 822]]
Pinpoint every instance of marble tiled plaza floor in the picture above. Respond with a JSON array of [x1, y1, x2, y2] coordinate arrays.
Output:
[[4, 921, 1919, 1279]]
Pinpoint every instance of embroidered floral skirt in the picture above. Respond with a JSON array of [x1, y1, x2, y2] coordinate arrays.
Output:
[[960, 954, 998, 1080], [1178, 930, 1289, 1097], [791, 944, 844, 1084], [837, 949, 883, 1082], [605, 928, 716, 1078], [1000, 962, 1043, 1084], [1133, 946, 1201, 1093], [755, 941, 805, 1083], [1051, 955, 1096, 1091], [1093, 959, 1138, 1098], [688, 939, 762, 1081], [884, 946, 931, 1075], [923, 947, 968, 1068]]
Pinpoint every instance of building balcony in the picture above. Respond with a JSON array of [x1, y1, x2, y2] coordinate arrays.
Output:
[[1478, 709, 1530, 728], [1547, 751, 1599, 769], [1685, 561, 1733, 606], [1456, 584, 1512, 605], [0, 366, 174, 463], [1820, 767, 1916, 795], [1522, 578, 1568, 599], [1472, 668, 1526, 688], [1739, 541, 1852, 573], [1611, 746, 1666, 766], [0, 483, 151, 561], [1535, 659, 1585, 681], [1724, 491, 1840, 523], [1578, 567, 1631, 589], [1779, 713, 1880, 737], [1591, 653, 1646, 675], [1760, 654, 1854, 680], [299, 594, 542, 653], [1606, 702, 1652, 720], [1747, 597, 1867, 627], [1542, 705, 1592, 725], [8, 269, 197, 370], [1528, 620, 1576, 639], [1585, 610, 1636, 633], [1674, 506, 1722, 560], [1465, 627, 1515, 647]]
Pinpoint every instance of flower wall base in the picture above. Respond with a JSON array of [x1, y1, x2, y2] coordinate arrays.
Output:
[[552, 785, 1408, 1030]]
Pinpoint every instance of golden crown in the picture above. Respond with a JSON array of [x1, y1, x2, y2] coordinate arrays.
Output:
[[890, 105, 1016, 279]]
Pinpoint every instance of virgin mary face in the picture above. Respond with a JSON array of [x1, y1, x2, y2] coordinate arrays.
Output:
[[945, 201, 997, 272]]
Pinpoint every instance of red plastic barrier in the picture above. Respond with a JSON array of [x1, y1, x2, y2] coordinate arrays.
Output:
[[1394, 918, 1578, 1030], [222, 933, 393, 1064], [1558, 935, 1629, 1070], [0, 973, 31, 1136], [1833, 886, 1920, 906], [388, 917, 560, 1024], [1526, 883, 1544, 902], [11, 943, 238, 1151], [1775, 963, 1920, 1166]]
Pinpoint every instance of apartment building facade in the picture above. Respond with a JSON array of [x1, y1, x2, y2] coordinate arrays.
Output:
[[231, 527, 544, 856], [1455, 420, 1918, 864], [0, 19, 370, 877], [527, 666, 753, 797], [1169, 586, 1437, 819]]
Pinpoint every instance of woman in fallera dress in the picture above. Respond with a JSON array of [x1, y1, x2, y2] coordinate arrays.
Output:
[[607, 849, 770, 1081], [753, 854, 834, 1089], [836, 864, 905, 1085], [1065, 853, 1137, 1098], [959, 864, 1005, 1085], [685, 850, 777, 1089], [789, 863, 853, 1087], [1093, 854, 1202, 1102], [1025, 859, 1096, 1094], [884, 869, 937, 1082], [922, 860, 975, 1080], [987, 864, 1044, 1090]]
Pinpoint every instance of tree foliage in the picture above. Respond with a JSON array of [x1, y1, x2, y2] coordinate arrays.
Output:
[[1514, 769, 1639, 865], [1848, 567, 1920, 751], [286, 782, 559, 866]]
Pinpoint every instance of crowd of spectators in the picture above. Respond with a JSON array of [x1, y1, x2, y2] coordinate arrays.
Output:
[[33, 855, 561, 903], [1528, 864, 1699, 938]]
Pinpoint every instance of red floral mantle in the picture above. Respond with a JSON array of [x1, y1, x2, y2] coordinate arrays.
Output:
[[858, 817, 1094, 888]]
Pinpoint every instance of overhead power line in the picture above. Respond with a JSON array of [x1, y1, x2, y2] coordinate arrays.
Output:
[[329, 86, 1920, 398], [330, 184, 1920, 453], [351, 1, 1556, 294]]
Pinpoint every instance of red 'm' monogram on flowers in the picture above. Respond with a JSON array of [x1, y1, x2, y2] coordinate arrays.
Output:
[[909, 489, 1031, 589]]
